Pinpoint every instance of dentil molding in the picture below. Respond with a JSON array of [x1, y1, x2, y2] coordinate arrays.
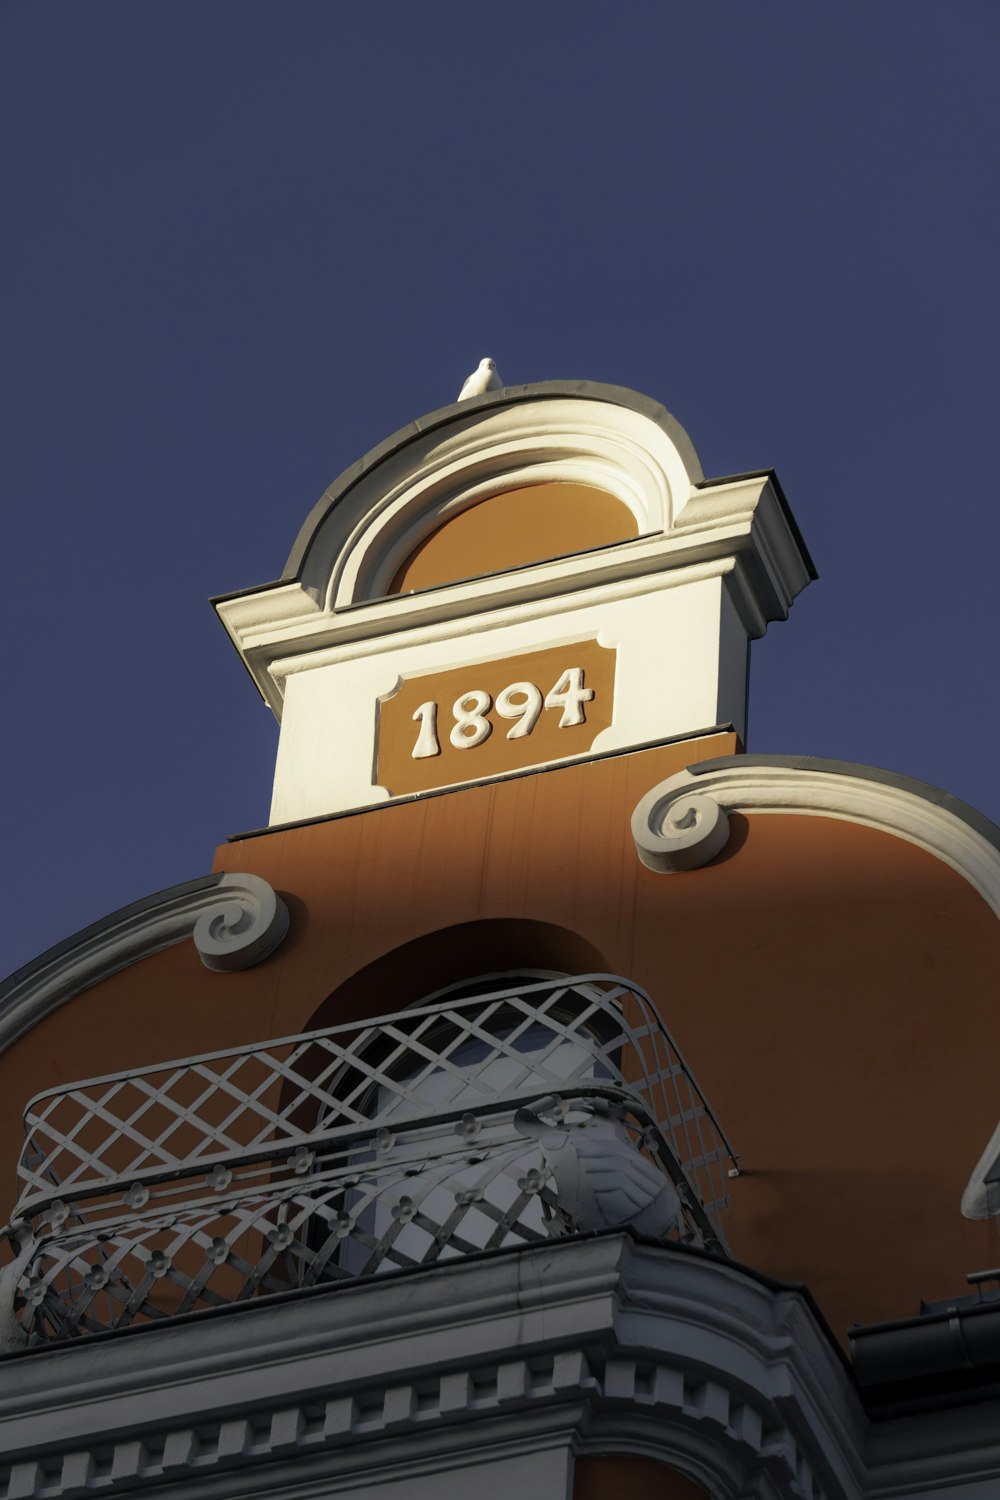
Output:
[[0, 1236, 867, 1500], [1, 1234, 994, 1500]]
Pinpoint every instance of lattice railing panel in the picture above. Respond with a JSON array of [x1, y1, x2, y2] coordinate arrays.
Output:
[[11, 975, 739, 1344], [17, 976, 737, 1230], [17, 1113, 715, 1345]]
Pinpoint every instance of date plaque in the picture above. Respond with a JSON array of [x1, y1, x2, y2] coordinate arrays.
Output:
[[376, 640, 617, 796]]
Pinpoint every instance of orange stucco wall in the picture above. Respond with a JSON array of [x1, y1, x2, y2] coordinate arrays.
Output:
[[389, 480, 639, 593], [4, 729, 1000, 1344]]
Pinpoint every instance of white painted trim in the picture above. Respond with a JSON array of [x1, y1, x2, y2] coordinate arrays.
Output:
[[1, 1235, 994, 1500], [217, 471, 812, 720], [632, 786, 731, 873], [310, 397, 699, 609], [0, 874, 289, 1054], [191, 874, 289, 972], [267, 577, 745, 822], [265, 558, 734, 687], [631, 761, 1000, 918]]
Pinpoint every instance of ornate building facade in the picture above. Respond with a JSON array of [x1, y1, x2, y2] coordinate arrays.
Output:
[[2, 379, 1000, 1499]]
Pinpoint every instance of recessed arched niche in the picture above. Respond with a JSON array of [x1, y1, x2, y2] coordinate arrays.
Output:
[[388, 481, 640, 594], [303, 918, 611, 1033]]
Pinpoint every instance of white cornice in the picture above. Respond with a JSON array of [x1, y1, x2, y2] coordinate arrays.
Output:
[[267, 557, 737, 682], [217, 472, 812, 719], [307, 396, 699, 609], [631, 757, 1000, 919], [1, 1235, 993, 1498], [0, 874, 289, 1054], [0, 1238, 864, 1500]]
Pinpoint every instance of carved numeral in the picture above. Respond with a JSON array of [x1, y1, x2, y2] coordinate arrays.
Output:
[[411, 701, 441, 759], [450, 690, 493, 749], [495, 681, 543, 740], [543, 668, 594, 727], [409, 669, 595, 758]]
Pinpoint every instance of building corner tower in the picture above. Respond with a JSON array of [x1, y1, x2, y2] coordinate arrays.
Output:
[[3, 377, 1000, 1500]]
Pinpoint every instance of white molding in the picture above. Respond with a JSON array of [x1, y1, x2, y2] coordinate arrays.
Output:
[[191, 874, 289, 972], [217, 471, 811, 721], [212, 387, 812, 824], [267, 557, 735, 683], [266, 575, 744, 823], [0, 874, 289, 1054], [310, 397, 700, 609], [631, 761, 1000, 919], [632, 786, 731, 873], [0, 1235, 994, 1500]]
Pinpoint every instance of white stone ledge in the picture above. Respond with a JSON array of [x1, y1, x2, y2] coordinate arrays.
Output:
[[0, 1235, 987, 1500]]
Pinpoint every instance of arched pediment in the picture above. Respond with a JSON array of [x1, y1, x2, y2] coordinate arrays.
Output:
[[283, 382, 704, 609], [212, 379, 813, 822]]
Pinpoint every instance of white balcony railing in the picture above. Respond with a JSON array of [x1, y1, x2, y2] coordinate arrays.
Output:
[[9, 975, 738, 1344]]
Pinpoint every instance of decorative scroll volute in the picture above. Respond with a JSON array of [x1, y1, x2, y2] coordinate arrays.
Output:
[[192, 874, 289, 972], [632, 780, 731, 874]]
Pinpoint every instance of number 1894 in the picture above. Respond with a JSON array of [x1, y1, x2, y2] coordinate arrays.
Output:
[[411, 668, 594, 760]]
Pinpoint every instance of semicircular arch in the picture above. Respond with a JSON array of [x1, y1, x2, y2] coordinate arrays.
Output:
[[283, 385, 703, 610], [305, 918, 612, 1034]]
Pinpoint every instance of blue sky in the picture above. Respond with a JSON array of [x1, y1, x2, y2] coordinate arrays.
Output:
[[3, 1, 998, 978]]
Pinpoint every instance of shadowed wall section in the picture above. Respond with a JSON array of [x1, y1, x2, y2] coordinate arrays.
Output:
[[4, 732, 1000, 1339], [574, 1456, 710, 1500], [305, 918, 611, 1032]]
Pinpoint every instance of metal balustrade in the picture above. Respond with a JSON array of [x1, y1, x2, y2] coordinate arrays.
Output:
[[9, 975, 738, 1344]]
